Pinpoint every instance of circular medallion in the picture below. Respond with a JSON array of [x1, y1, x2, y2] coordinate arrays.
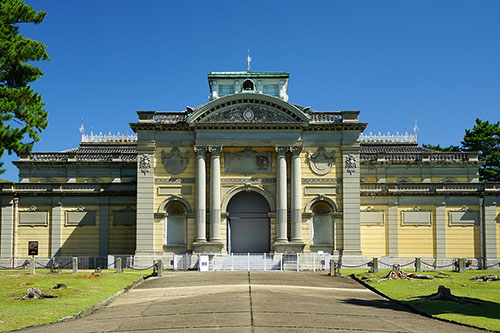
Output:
[[243, 108, 254, 121]]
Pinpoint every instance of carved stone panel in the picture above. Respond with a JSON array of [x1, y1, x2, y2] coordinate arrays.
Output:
[[19, 210, 48, 226], [224, 148, 272, 174], [203, 106, 296, 123], [307, 148, 335, 175], [113, 208, 136, 226], [449, 207, 478, 226], [401, 207, 432, 226], [161, 147, 189, 175], [66, 210, 96, 226]]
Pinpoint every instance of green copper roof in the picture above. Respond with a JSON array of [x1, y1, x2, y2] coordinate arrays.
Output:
[[208, 71, 289, 79]]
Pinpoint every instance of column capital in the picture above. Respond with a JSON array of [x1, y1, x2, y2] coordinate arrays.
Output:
[[289, 146, 303, 156], [193, 145, 208, 156], [275, 146, 287, 156], [208, 145, 223, 156]]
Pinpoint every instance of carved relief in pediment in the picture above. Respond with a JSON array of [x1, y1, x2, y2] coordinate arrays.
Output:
[[202, 106, 296, 123], [307, 147, 335, 175], [162, 147, 189, 175]]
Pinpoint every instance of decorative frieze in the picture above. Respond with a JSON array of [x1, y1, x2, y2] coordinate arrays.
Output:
[[302, 178, 339, 184], [221, 178, 275, 184], [155, 178, 196, 184]]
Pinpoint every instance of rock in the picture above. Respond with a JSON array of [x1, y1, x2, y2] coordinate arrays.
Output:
[[52, 283, 67, 289]]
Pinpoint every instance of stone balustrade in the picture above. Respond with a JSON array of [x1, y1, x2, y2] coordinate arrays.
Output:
[[360, 182, 497, 196], [360, 152, 479, 164]]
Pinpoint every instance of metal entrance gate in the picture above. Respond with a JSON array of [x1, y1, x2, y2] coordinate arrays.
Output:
[[227, 191, 270, 253]]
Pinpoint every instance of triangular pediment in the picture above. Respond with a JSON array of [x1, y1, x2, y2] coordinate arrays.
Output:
[[187, 93, 309, 124]]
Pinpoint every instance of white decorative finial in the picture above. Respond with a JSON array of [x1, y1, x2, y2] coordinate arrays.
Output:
[[414, 117, 419, 141], [247, 49, 252, 72], [79, 118, 85, 142]]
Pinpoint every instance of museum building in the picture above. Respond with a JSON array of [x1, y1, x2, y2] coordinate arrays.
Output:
[[0, 70, 499, 267]]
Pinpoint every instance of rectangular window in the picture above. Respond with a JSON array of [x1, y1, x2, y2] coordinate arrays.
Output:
[[263, 84, 279, 97], [219, 85, 234, 97], [313, 215, 333, 244], [166, 216, 186, 244]]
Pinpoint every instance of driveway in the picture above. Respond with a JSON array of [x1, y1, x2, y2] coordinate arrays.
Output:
[[26, 271, 479, 332]]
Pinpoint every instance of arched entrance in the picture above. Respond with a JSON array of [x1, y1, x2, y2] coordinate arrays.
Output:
[[227, 191, 270, 253]]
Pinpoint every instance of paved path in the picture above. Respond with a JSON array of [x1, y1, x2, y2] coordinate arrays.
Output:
[[27, 271, 479, 332]]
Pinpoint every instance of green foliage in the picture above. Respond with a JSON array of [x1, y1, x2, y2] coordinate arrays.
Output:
[[462, 118, 500, 182], [425, 118, 500, 182], [422, 143, 461, 152], [0, 0, 49, 173]]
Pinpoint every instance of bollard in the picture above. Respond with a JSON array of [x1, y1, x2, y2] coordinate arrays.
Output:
[[370, 258, 378, 273], [116, 258, 122, 273], [415, 258, 421, 272], [329, 258, 335, 276], [72, 257, 78, 274], [456, 258, 465, 273], [29, 257, 35, 275], [157, 259, 163, 277]]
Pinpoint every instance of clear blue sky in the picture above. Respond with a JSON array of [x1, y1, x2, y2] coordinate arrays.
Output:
[[2, 0, 499, 181]]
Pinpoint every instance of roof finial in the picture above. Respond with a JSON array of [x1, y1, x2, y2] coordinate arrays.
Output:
[[79, 118, 85, 142], [247, 49, 252, 72], [414, 117, 419, 140]]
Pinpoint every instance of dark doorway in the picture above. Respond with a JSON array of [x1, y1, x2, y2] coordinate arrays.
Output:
[[227, 191, 270, 253]]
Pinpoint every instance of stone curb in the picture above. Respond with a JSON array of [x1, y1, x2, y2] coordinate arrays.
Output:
[[349, 274, 489, 332], [11, 274, 148, 332]]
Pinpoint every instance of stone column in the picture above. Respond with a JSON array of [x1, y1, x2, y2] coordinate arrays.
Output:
[[275, 146, 288, 242], [209, 146, 223, 242], [290, 146, 303, 242], [194, 146, 207, 242]]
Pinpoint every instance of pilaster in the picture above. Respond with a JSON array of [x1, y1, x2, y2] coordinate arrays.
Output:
[[50, 197, 62, 257], [435, 197, 446, 258], [135, 140, 155, 256], [341, 147, 361, 256], [99, 196, 110, 257], [484, 197, 497, 258], [0, 196, 14, 264], [388, 199, 398, 257]]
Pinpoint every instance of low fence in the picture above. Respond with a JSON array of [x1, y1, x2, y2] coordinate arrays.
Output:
[[1, 254, 499, 272]]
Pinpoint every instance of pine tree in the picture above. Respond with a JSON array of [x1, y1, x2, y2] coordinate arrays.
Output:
[[0, 0, 49, 173], [461, 118, 500, 182]]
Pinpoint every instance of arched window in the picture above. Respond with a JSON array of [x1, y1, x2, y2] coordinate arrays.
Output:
[[311, 201, 334, 245], [242, 79, 255, 91], [164, 201, 187, 245]]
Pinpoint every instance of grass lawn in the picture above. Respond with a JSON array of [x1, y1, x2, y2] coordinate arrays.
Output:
[[346, 269, 500, 331], [0, 269, 151, 331]]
